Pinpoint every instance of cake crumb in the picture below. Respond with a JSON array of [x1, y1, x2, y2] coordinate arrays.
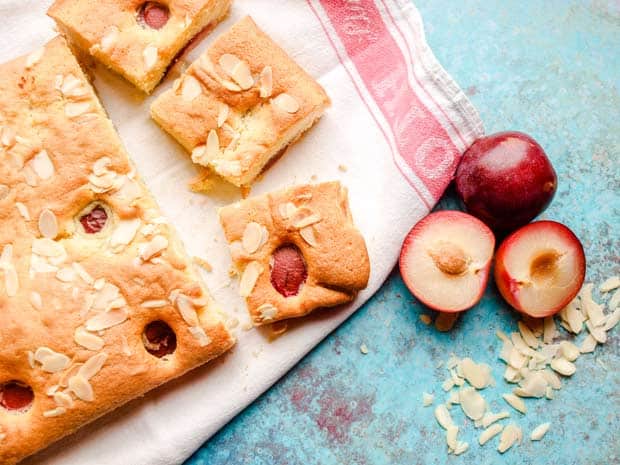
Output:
[[360, 343, 369, 354], [420, 314, 432, 325], [338, 164, 348, 172]]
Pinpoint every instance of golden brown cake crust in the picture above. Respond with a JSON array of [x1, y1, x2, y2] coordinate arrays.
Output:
[[47, 0, 232, 93], [219, 182, 370, 326], [150, 16, 331, 187], [0, 37, 234, 465]]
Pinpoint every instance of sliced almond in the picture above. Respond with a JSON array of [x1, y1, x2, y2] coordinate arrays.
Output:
[[518, 321, 539, 348], [434, 404, 453, 430], [292, 212, 321, 229], [543, 316, 559, 343], [56, 267, 76, 283], [581, 283, 606, 327], [191, 145, 207, 164], [300, 226, 318, 247], [219, 54, 241, 76], [530, 422, 550, 441], [40, 352, 71, 373], [273, 93, 299, 113], [78, 352, 107, 379], [0, 184, 9, 200], [604, 308, 620, 331], [422, 392, 434, 407], [550, 356, 576, 376], [38, 209, 58, 238], [0, 127, 15, 148], [242, 222, 266, 254], [72, 262, 94, 285], [30, 150, 54, 179], [143, 45, 158, 71], [459, 358, 492, 389], [188, 326, 211, 346], [212, 159, 241, 177], [181, 75, 202, 102], [559, 340, 580, 362], [141, 299, 168, 308], [43, 407, 67, 418], [217, 103, 229, 128], [15, 202, 30, 221], [258, 303, 278, 321], [459, 387, 486, 420], [140, 235, 168, 261], [446, 425, 458, 451], [481, 411, 510, 428], [498, 423, 522, 453], [100, 26, 119, 53], [65, 101, 91, 118], [559, 298, 584, 334], [541, 369, 562, 390], [585, 320, 607, 343], [231, 60, 254, 90], [514, 372, 547, 398], [502, 393, 526, 414], [609, 289, 620, 310], [206, 129, 221, 160], [453, 442, 469, 456], [85, 308, 128, 331], [239, 261, 263, 297], [4, 266, 18, 297], [29, 291, 43, 310], [479, 423, 504, 445], [74, 328, 104, 351], [68, 375, 94, 401], [53, 391, 74, 409], [110, 218, 141, 250], [600, 276, 620, 292], [176, 294, 200, 327], [259, 66, 273, 98]]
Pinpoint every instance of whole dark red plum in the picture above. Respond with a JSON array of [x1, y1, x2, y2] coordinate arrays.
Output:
[[455, 131, 557, 233]]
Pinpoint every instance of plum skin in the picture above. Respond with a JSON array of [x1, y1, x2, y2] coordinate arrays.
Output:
[[455, 131, 557, 233]]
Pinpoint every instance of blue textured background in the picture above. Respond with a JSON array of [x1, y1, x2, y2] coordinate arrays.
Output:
[[186, 1, 620, 464]]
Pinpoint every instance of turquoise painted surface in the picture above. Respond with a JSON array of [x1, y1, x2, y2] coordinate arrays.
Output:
[[186, 1, 620, 464]]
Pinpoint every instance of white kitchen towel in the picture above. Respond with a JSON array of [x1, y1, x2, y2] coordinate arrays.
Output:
[[1, 0, 483, 464]]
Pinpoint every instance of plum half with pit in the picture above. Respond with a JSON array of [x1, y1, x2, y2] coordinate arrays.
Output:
[[455, 131, 557, 233]]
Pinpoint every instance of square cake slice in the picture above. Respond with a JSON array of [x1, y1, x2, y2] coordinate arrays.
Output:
[[0, 37, 234, 465], [150, 16, 330, 188], [47, 0, 232, 93], [219, 182, 370, 326]]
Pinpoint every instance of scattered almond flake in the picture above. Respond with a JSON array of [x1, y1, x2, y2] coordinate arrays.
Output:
[[230, 60, 254, 90], [212, 158, 242, 177], [258, 303, 278, 321], [176, 294, 200, 327], [502, 393, 526, 414], [191, 144, 207, 164], [338, 164, 348, 172], [28, 291, 43, 311], [120, 334, 132, 356], [541, 369, 562, 390], [273, 93, 300, 113], [581, 283, 606, 327], [71, 263, 94, 286], [15, 202, 30, 220], [446, 425, 458, 451], [22, 165, 38, 186], [435, 312, 459, 332], [292, 211, 322, 229], [1, 126, 15, 147], [74, 328, 104, 351], [188, 326, 211, 346], [514, 372, 547, 398], [543, 316, 559, 343], [419, 314, 432, 325], [38, 208, 58, 238], [259, 65, 273, 98], [450, 368, 465, 386], [35, 348, 71, 373], [25, 47, 44, 68], [206, 129, 221, 159], [68, 375, 94, 401], [479, 423, 504, 445], [446, 391, 460, 406], [550, 357, 576, 376], [442, 378, 455, 392], [32, 238, 66, 258], [93, 157, 111, 176], [85, 308, 128, 331], [43, 407, 67, 418], [143, 45, 158, 71], [60, 74, 87, 98], [110, 218, 141, 251], [530, 422, 550, 441], [0, 184, 9, 200], [65, 101, 91, 118], [559, 340, 580, 362], [545, 386, 554, 399], [559, 297, 585, 334], [46, 384, 59, 396], [220, 79, 242, 92], [181, 75, 202, 101], [357, 343, 369, 355], [53, 391, 74, 409], [459, 387, 486, 420], [497, 423, 522, 453], [609, 289, 620, 310], [422, 392, 434, 407], [600, 276, 620, 293], [27, 350, 36, 369], [434, 404, 453, 430], [459, 357, 492, 389], [239, 261, 263, 297], [481, 411, 510, 428], [30, 150, 55, 179], [4, 265, 19, 297], [518, 321, 539, 348], [217, 103, 229, 128], [140, 235, 168, 261], [242, 222, 267, 254], [585, 320, 607, 343], [604, 308, 620, 331], [100, 26, 119, 53], [78, 352, 107, 379], [141, 299, 168, 308], [219, 53, 241, 76]]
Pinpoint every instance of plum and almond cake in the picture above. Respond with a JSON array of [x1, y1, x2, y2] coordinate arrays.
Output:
[[219, 182, 370, 326], [0, 37, 234, 465], [150, 16, 330, 188], [48, 0, 233, 93]]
